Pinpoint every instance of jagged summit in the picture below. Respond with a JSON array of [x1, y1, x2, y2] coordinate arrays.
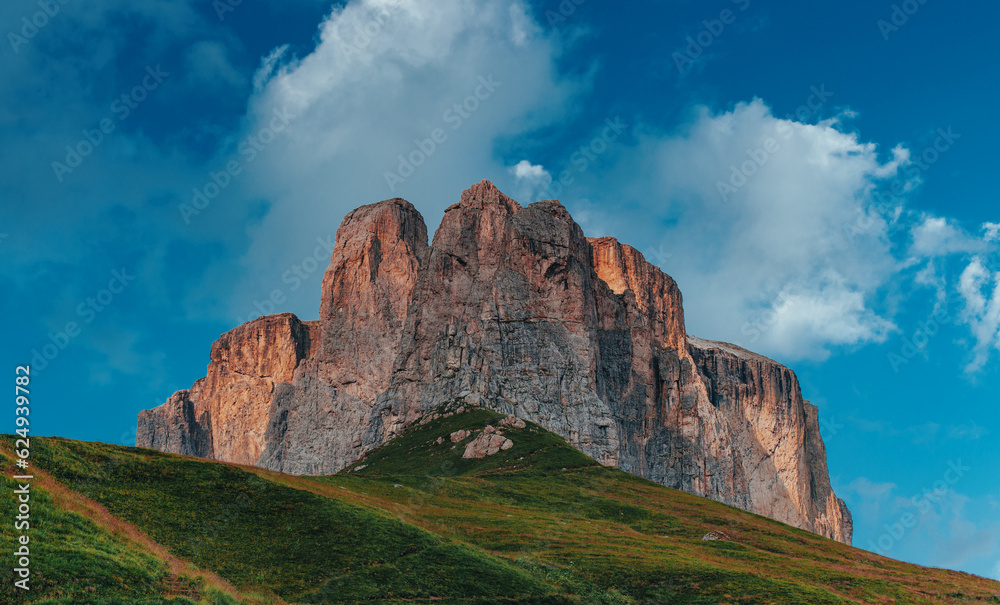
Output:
[[138, 181, 852, 544], [452, 178, 521, 212]]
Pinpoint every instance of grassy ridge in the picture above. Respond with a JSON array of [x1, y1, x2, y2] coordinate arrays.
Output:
[[22, 436, 560, 603], [3, 406, 1000, 604]]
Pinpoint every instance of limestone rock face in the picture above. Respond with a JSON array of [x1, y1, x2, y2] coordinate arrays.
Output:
[[136, 390, 212, 457], [256, 199, 428, 475], [686, 337, 853, 544], [313, 198, 428, 403], [139, 313, 314, 465], [137, 180, 852, 544]]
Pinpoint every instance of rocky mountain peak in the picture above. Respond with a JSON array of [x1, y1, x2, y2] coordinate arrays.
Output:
[[138, 181, 853, 545], [453, 178, 521, 213]]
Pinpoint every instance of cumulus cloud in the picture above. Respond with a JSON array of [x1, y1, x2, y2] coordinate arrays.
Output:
[[12, 0, 992, 375], [507, 3, 538, 47], [512, 159, 548, 181], [766, 277, 896, 354], [510, 159, 552, 202]]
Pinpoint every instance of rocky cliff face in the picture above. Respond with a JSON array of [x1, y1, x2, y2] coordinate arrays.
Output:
[[137, 313, 316, 465], [137, 180, 852, 544]]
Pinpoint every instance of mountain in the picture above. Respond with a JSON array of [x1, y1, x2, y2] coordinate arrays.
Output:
[[138, 180, 850, 544], [5, 421, 999, 604]]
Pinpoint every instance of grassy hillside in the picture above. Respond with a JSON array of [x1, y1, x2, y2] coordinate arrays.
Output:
[[3, 404, 999, 604], [0, 448, 241, 605]]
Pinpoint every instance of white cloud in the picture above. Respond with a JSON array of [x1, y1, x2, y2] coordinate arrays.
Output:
[[910, 215, 986, 257], [508, 3, 538, 47], [178, 4, 995, 368], [914, 261, 941, 289], [510, 159, 552, 202], [957, 258, 1000, 373], [253, 44, 290, 92], [872, 144, 911, 179], [536, 99, 995, 367], [513, 159, 548, 181], [983, 222, 1000, 243], [767, 276, 895, 353]]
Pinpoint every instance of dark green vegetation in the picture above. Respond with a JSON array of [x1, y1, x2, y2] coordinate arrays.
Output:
[[3, 406, 999, 604]]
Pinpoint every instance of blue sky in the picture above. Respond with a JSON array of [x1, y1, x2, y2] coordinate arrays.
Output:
[[2, 0, 998, 580]]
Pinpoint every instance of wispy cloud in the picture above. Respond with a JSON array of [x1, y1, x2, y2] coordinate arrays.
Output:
[[957, 258, 1000, 373]]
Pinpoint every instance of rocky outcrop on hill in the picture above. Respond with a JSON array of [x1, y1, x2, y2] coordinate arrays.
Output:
[[137, 180, 852, 544]]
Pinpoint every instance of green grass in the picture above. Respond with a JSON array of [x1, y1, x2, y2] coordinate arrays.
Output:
[[0, 451, 182, 605], [4, 405, 1000, 604]]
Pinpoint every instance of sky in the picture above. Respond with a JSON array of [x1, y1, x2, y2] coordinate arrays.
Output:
[[2, 0, 998, 580]]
